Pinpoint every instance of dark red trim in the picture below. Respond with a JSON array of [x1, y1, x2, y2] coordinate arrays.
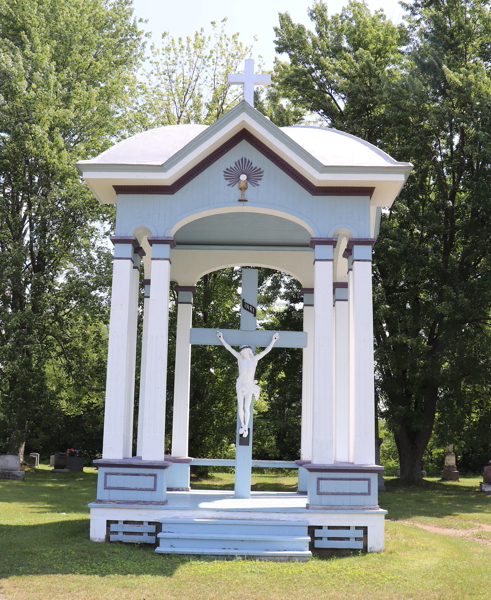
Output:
[[333, 282, 348, 289], [143, 278, 151, 285], [113, 129, 376, 198], [135, 246, 146, 257], [148, 237, 176, 248], [110, 236, 139, 248], [175, 285, 197, 293], [309, 238, 337, 248], [304, 463, 384, 473], [300, 288, 314, 295]]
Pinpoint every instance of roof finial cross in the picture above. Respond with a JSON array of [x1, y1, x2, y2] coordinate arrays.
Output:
[[228, 59, 271, 106]]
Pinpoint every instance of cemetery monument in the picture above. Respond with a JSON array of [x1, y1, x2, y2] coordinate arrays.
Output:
[[77, 59, 412, 558]]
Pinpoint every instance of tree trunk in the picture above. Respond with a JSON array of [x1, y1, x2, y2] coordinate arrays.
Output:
[[8, 434, 26, 464]]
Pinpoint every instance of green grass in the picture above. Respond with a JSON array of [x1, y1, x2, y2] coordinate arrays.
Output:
[[0, 465, 490, 600]]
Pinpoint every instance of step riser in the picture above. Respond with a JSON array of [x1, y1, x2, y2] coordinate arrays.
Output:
[[157, 519, 312, 560], [156, 548, 311, 560], [162, 524, 306, 536], [159, 538, 309, 551]]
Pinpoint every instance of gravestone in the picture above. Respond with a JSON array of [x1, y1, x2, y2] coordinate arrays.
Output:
[[28, 453, 40, 468], [441, 444, 460, 481], [52, 452, 84, 472], [480, 461, 491, 492], [0, 455, 25, 481]]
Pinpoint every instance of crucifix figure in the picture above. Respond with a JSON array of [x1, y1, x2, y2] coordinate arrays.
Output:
[[216, 331, 280, 437], [228, 59, 272, 106]]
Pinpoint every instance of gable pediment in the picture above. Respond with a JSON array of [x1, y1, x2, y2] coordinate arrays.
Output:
[[77, 101, 411, 207]]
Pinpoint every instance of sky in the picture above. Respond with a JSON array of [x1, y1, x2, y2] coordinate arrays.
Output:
[[132, 0, 405, 70]]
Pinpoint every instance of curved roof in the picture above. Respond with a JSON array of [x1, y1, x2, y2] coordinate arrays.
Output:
[[93, 124, 208, 165], [281, 126, 399, 167], [89, 123, 399, 168]]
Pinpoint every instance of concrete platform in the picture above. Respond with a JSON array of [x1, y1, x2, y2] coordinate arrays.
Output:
[[89, 490, 386, 552]]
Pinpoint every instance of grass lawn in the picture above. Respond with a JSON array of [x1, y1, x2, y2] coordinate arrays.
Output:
[[0, 466, 490, 600]]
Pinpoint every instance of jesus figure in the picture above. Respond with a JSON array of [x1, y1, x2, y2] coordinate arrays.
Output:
[[216, 331, 280, 437]]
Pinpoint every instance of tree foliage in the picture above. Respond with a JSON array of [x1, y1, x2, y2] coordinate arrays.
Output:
[[0, 0, 145, 458], [275, 0, 491, 480], [132, 19, 254, 129]]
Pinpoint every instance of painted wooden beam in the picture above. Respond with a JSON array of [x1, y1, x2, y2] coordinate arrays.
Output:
[[190, 328, 308, 348]]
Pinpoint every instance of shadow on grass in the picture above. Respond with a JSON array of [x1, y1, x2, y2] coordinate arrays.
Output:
[[0, 469, 98, 514], [380, 478, 490, 520], [0, 520, 191, 578]]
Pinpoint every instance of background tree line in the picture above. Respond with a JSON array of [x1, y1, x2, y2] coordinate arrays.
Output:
[[1, 0, 489, 481]]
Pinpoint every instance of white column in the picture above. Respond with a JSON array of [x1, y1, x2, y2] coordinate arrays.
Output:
[[310, 239, 336, 465], [103, 237, 140, 459], [300, 289, 314, 462], [351, 240, 376, 465], [137, 279, 151, 457], [141, 237, 174, 461], [348, 256, 356, 463], [171, 286, 195, 457], [334, 283, 350, 462]]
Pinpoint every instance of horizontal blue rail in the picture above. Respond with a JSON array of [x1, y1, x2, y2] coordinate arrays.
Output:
[[190, 459, 298, 469]]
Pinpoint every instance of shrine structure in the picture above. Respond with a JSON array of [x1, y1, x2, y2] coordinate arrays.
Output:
[[77, 60, 412, 558]]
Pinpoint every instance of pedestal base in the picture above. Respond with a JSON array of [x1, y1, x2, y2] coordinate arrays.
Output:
[[305, 464, 383, 510], [441, 469, 460, 481], [94, 458, 171, 503]]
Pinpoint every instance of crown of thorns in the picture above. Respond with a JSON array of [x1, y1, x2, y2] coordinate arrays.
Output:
[[223, 158, 264, 187]]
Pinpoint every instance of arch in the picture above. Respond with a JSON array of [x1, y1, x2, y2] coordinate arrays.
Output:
[[168, 205, 317, 238], [131, 224, 157, 242], [328, 223, 358, 238], [195, 261, 303, 285], [331, 227, 353, 283], [170, 247, 314, 288]]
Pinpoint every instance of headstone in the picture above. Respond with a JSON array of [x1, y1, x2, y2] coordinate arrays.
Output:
[[52, 452, 84, 472], [50, 454, 56, 467], [480, 461, 491, 492], [0, 455, 25, 481], [28, 453, 40, 468], [441, 444, 460, 481]]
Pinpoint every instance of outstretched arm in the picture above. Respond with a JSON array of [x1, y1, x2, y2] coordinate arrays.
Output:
[[216, 331, 240, 359], [256, 332, 280, 360]]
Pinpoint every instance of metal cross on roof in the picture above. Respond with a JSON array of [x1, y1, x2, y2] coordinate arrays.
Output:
[[228, 59, 272, 106]]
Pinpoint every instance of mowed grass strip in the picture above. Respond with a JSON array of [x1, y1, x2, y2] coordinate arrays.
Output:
[[0, 466, 489, 600]]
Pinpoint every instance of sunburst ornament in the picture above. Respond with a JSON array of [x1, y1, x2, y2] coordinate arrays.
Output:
[[223, 158, 264, 202]]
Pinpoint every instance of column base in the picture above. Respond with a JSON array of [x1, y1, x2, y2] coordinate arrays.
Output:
[[165, 457, 192, 491], [305, 463, 383, 509], [296, 460, 310, 494], [94, 458, 171, 503]]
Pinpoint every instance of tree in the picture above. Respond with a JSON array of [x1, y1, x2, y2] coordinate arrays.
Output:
[[274, 0, 491, 481], [132, 19, 255, 130], [0, 0, 145, 459]]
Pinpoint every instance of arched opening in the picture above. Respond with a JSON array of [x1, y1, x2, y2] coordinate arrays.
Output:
[[166, 266, 306, 490]]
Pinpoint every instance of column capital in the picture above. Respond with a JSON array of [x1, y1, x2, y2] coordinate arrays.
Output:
[[301, 288, 314, 307], [149, 237, 175, 262], [310, 239, 336, 262], [333, 282, 348, 302], [343, 238, 376, 259]]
